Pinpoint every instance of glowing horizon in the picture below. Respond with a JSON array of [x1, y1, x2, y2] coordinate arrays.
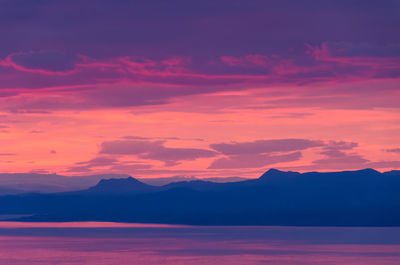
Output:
[[0, 0, 399, 180]]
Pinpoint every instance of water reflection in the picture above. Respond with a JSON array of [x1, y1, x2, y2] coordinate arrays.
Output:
[[0, 222, 399, 264]]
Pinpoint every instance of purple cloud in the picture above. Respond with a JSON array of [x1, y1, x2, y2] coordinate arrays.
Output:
[[324, 141, 358, 150], [139, 148, 218, 167], [100, 139, 217, 166], [312, 154, 369, 168], [318, 141, 359, 158], [210, 139, 324, 155], [208, 152, 302, 169], [30, 130, 43, 134], [0, 153, 15, 156], [67, 156, 152, 173], [2, 0, 399, 59], [366, 161, 400, 168], [386, 148, 400, 153], [283, 141, 400, 171], [310, 141, 368, 169], [207, 139, 322, 169], [75, 157, 119, 167], [0, 41, 399, 113], [0, 6, 399, 114]]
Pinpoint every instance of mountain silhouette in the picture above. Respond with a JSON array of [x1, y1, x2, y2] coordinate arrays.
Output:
[[82, 177, 157, 194], [0, 168, 399, 226], [0, 173, 131, 195], [0, 173, 247, 195]]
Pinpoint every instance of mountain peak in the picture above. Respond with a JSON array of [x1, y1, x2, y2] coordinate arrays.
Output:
[[267, 168, 281, 173], [97, 176, 140, 185], [259, 168, 300, 180], [86, 176, 155, 194], [357, 168, 380, 175]]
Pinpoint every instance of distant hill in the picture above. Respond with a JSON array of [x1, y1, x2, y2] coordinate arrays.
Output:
[[0, 168, 399, 226], [0, 173, 130, 195], [0, 173, 247, 195], [139, 176, 247, 186], [82, 177, 158, 194]]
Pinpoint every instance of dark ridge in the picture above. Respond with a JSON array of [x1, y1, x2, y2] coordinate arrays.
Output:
[[259, 168, 301, 180], [0, 168, 399, 226], [84, 177, 157, 194]]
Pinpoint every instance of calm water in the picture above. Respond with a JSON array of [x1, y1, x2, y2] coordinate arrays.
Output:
[[0, 222, 399, 264]]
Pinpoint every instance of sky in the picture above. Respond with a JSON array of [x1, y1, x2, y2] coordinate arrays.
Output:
[[0, 0, 399, 179]]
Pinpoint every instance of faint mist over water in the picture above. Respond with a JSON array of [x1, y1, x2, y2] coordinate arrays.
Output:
[[0, 222, 399, 264]]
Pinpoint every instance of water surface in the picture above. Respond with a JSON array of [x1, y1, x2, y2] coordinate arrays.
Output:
[[0, 222, 399, 264]]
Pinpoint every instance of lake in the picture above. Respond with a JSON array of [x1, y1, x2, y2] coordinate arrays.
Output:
[[0, 222, 399, 264]]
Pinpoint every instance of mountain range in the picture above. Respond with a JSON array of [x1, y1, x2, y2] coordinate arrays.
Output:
[[0, 168, 399, 226], [0, 173, 247, 195]]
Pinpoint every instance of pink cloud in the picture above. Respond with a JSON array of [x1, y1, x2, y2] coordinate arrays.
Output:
[[0, 51, 81, 76], [0, 43, 399, 115], [0, 43, 396, 91], [307, 42, 400, 77]]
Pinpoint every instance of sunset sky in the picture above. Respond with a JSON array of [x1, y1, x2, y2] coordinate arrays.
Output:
[[0, 0, 399, 179]]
